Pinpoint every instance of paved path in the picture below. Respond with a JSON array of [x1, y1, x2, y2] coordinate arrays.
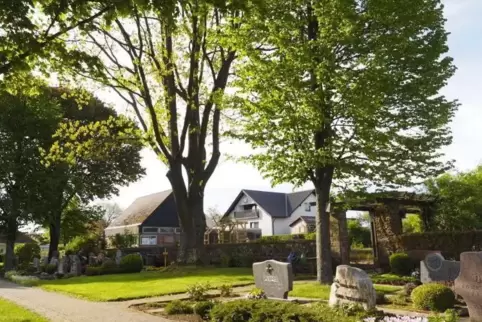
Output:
[[0, 279, 169, 322]]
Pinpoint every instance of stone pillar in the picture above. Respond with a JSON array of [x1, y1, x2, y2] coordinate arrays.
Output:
[[372, 203, 402, 270], [335, 211, 350, 265]]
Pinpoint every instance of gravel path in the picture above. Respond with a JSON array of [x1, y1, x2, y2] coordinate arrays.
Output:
[[0, 279, 169, 322]]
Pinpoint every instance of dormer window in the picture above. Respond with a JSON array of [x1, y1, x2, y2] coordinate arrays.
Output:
[[305, 202, 317, 212]]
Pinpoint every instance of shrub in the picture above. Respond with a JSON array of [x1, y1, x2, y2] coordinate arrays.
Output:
[[376, 293, 388, 305], [389, 294, 410, 306], [193, 301, 215, 317], [43, 264, 57, 275], [101, 260, 119, 275], [390, 253, 413, 276], [85, 266, 102, 276], [411, 284, 456, 312], [246, 288, 266, 300], [14, 243, 40, 265], [187, 282, 210, 301], [219, 284, 233, 297], [65, 235, 99, 255], [371, 274, 417, 285], [165, 300, 194, 315], [119, 254, 143, 273], [220, 253, 231, 268]]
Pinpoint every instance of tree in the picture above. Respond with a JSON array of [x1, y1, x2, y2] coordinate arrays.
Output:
[[402, 214, 424, 233], [55, 1, 256, 262], [425, 165, 482, 231], [0, 0, 111, 76], [41, 88, 144, 260], [91, 202, 123, 249], [234, 0, 457, 283], [0, 80, 60, 270], [347, 219, 371, 248]]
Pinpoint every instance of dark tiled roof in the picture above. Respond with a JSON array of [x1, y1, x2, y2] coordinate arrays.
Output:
[[109, 190, 173, 227], [289, 216, 316, 227], [225, 189, 315, 218], [0, 232, 36, 244]]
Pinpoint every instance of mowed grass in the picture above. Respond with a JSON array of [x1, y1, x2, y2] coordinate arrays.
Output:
[[38, 267, 253, 301], [0, 298, 49, 322], [291, 281, 403, 300]]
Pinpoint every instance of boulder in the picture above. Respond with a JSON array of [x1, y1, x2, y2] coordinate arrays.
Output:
[[329, 265, 376, 310]]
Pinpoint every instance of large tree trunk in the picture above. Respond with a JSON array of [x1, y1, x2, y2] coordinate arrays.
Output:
[[314, 166, 334, 284], [167, 165, 207, 265], [48, 212, 61, 260], [4, 218, 17, 271]]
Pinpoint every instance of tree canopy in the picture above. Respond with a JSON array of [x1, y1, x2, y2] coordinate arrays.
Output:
[[234, 0, 457, 282], [426, 165, 482, 231]]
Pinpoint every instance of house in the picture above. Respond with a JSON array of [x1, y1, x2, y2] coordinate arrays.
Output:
[[105, 190, 181, 247], [289, 216, 316, 234], [223, 189, 318, 237], [0, 232, 36, 255]]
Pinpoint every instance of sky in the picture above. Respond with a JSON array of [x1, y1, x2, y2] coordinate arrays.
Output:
[[104, 0, 482, 214]]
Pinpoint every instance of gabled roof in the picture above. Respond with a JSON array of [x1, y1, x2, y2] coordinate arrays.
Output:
[[108, 190, 173, 227], [289, 216, 316, 227], [224, 189, 315, 218]]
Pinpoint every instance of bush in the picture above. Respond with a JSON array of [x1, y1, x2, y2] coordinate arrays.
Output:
[[85, 266, 102, 276], [219, 284, 233, 297], [371, 273, 417, 285], [193, 301, 215, 317], [43, 264, 57, 275], [165, 300, 194, 315], [411, 284, 456, 312], [101, 260, 119, 275], [246, 288, 266, 300], [389, 253, 414, 276], [65, 235, 99, 255], [187, 282, 210, 301], [119, 254, 143, 273], [389, 294, 410, 306], [14, 243, 40, 265]]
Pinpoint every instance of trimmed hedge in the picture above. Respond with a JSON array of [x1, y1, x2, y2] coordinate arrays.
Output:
[[411, 283, 456, 312], [256, 233, 316, 243], [370, 274, 417, 285], [120, 254, 143, 273], [389, 253, 413, 276], [14, 243, 40, 265]]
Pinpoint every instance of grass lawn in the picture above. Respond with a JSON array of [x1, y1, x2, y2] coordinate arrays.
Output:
[[291, 281, 403, 300], [38, 267, 253, 301], [0, 298, 49, 322]]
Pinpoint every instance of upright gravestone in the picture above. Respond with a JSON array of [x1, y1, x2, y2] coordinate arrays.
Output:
[[115, 249, 122, 265], [58, 257, 64, 274], [41, 257, 48, 266], [420, 253, 460, 284], [33, 258, 40, 272], [252, 259, 293, 299], [454, 252, 482, 321], [329, 265, 376, 310], [63, 255, 71, 274], [71, 255, 81, 276], [88, 253, 96, 266]]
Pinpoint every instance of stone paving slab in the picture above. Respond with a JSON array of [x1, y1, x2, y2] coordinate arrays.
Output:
[[0, 279, 169, 322]]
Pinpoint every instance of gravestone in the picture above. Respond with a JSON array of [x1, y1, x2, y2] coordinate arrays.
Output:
[[41, 257, 48, 266], [115, 249, 122, 265], [63, 255, 71, 274], [97, 252, 105, 265], [33, 258, 40, 272], [252, 259, 293, 299], [420, 253, 460, 284], [329, 265, 376, 310], [454, 252, 482, 321], [88, 253, 96, 266], [71, 255, 81, 276], [58, 257, 64, 274]]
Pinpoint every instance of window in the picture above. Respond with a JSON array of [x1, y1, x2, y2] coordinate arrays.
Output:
[[304, 203, 311, 211], [174, 228, 182, 233], [141, 235, 157, 245], [142, 227, 158, 233], [250, 222, 259, 229], [309, 202, 317, 207], [159, 227, 175, 233], [243, 204, 255, 210]]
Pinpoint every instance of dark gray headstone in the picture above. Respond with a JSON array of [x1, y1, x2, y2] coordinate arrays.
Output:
[[420, 253, 460, 284], [455, 252, 482, 320], [252, 259, 293, 299], [71, 255, 81, 276], [115, 249, 122, 265]]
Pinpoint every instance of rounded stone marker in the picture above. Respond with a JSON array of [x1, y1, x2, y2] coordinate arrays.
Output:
[[425, 253, 444, 271]]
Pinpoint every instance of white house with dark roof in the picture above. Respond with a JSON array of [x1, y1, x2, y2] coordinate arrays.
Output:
[[223, 189, 318, 238]]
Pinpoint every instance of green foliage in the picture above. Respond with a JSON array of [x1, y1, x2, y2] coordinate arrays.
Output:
[[246, 288, 266, 300], [257, 234, 315, 242], [100, 261, 119, 275], [426, 165, 482, 231], [389, 253, 414, 276], [428, 309, 459, 322], [14, 243, 40, 265], [348, 219, 372, 248], [165, 300, 194, 315], [108, 232, 137, 249], [119, 254, 143, 273], [187, 282, 210, 301], [43, 264, 57, 275], [218, 284, 233, 297], [220, 253, 232, 268], [411, 284, 456, 312], [403, 214, 424, 234], [370, 274, 417, 286], [389, 294, 410, 306], [65, 235, 99, 255], [193, 301, 215, 317], [85, 266, 102, 276], [60, 198, 104, 246]]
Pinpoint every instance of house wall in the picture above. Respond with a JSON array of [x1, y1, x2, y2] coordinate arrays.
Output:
[[290, 222, 308, 234], [273, 193, 317, 235], [226, 193, 273, 236]]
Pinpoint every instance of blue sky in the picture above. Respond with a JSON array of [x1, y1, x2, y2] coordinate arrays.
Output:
[[109, 0, 482, 213]]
